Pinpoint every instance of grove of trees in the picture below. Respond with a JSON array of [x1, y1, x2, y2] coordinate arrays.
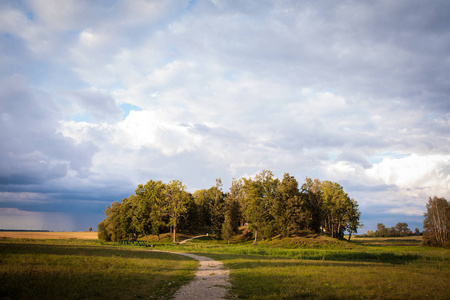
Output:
[[98, 170, 361, 243], [367, 222, 412, 237], [422, 196, 449, 247]]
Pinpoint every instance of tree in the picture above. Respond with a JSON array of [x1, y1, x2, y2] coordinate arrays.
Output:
[[221, 179, 242, 243], [193, 189, 212, 229], [242, 170, 279, 244], [395, 222, 410, 237], [208, 179, 226, 237], [376, 223, 386, 237], [97, 220, 110, 241], [320, 181, 354, 238], [135, 180, 167, 240], [276, 173, 303, 237], [346, 198, 361, 241], [165, 180, 190, 243], [89, 227, 92, 232], [301, 177, 322, 232], [423, 196, 450, 247]]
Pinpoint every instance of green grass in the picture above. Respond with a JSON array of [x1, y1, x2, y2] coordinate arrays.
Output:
[[154, 235, 450, 299], [0, 240, 198, 300], [207, 254, 450, 299], [2, 235, 449, 299]]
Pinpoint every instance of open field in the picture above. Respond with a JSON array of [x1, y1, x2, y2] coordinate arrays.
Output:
[[157, 235, 450, 299], [0, 231, 98, 240], [1, 235, 449, 299], [0, 240, 197, 299]]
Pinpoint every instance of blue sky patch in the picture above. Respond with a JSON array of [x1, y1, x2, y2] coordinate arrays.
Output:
[[120, 103, 143, 119]]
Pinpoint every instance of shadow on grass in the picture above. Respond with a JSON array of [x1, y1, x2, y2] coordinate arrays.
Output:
[[0, 268, 185, 300], [197, 249, 423, 264], [0, 242, 198, 300], [0, 242, 194, 262]]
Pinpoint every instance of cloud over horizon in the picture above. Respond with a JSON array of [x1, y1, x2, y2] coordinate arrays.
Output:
[[1, 0, 449, 232]]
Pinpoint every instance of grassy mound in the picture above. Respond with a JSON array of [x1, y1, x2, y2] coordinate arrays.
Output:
[[260, 234, 356, 249]]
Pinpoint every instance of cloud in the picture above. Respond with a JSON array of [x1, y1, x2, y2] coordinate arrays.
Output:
[[0, 207, 74, 231], [0, 75, 98, 185], [65, 89, 122, 122], [0, 0, 449, 231], [323, 153, 450, 222]]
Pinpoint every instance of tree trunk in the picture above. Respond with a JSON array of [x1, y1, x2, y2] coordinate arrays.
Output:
[[253, 229, 258, 245], [173, 223, 177, 243]]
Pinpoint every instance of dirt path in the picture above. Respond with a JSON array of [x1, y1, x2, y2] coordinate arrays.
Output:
[[152, 251, 231, 300], [178, 235, 208, 244]]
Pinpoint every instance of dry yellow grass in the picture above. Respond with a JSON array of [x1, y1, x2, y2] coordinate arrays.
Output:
[[0, 231, 98, 240]]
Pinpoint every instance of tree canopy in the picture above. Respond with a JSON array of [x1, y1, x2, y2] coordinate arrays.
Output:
[[98, 170, 362, 242]]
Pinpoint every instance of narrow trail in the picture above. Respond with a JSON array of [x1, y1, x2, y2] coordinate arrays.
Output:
[[178, 235, 209, 244], [152, 250, 231, 300]]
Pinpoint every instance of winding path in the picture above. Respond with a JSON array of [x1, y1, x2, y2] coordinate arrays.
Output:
[[152, 250, 231, 300], [178, 235, 209, 244]]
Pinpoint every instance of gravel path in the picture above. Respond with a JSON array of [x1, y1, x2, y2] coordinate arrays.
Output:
[[152, 251, 231, 300]]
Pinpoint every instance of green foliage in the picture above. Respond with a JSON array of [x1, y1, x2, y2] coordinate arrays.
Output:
[[222, 185, 241, 242], [98, 170, 361, 244], [373, 222, 411, 238], [242, 170, 279, 244]]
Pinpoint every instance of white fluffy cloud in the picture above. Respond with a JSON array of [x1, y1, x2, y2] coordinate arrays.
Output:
[[1, 0, 449, 231]]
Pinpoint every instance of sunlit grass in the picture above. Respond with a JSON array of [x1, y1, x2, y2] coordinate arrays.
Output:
[[2, 235, 449, 299], [0, 240, 197, 299], [207, 254, 450, 299], [153, 235, 450, 299]]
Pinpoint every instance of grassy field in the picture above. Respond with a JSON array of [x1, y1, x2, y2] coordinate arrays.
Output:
[[0, 231, 98, 240], [0, 240, 197, 299], [1, 233, 449, 299], [157, 235, 450, 299]]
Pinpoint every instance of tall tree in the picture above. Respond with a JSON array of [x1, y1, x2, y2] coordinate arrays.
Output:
[[276, 173, 303, 237], [301, 177, 322, 232], [346, 198, 361, 241], [208, 179, 226, 236], [135, 180, 167, 240], [193, 189, 211, 229], [165, 180, 190, 243], [221, 179, 242, 242], [242, 170, 279, 244], [320, 181, 357, 238], [423, 196, 450, 247]]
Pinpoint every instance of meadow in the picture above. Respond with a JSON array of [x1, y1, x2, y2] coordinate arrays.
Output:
[[0, 238, 197, 299], [0, 231, 98, 240], [1, 232, 449, 299], [159, 235, 450, 299]]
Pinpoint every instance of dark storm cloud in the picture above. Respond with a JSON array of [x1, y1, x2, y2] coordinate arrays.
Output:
[[0, 75, 98, 186]]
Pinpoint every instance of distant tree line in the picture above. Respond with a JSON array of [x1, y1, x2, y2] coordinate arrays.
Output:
[[98, 170, 361, 243], [365, 222, 413, 237], [361, 196, 449, 248]]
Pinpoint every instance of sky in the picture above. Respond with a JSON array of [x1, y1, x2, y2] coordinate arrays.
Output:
[[0, 0, 449, 233]]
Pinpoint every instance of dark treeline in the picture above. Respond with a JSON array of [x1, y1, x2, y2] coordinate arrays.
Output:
[[98, 170, 361, 243], [365, 222, 413, 237]]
